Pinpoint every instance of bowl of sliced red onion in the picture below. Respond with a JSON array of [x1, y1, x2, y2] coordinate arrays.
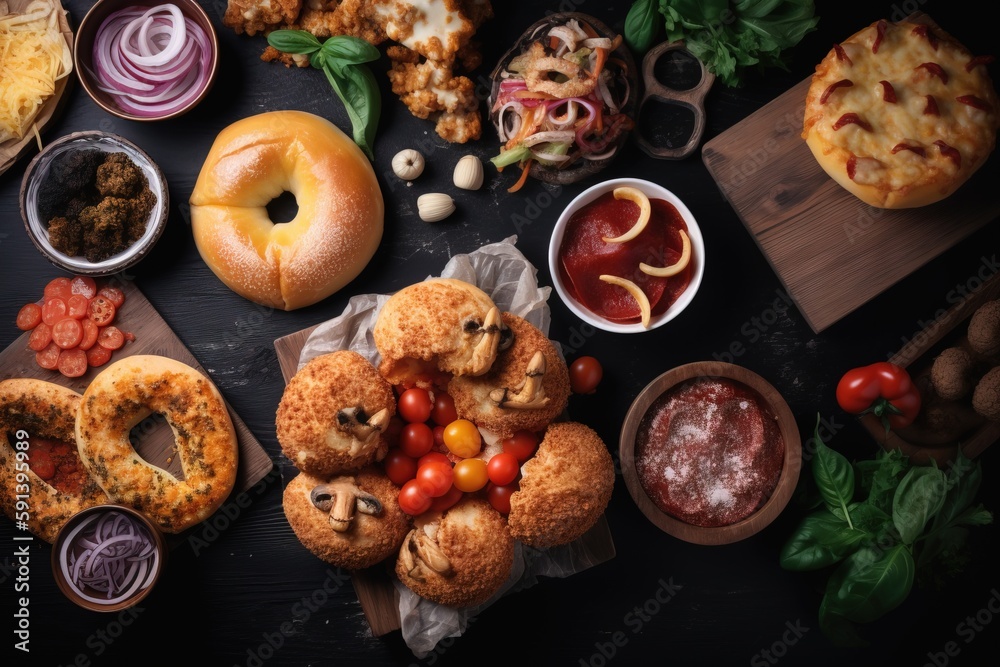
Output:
[[51, 504, 166, 611], [73, 0, 218, 121]]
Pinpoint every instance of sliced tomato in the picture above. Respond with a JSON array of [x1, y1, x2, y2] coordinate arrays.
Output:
[[78, 319, 99, 351], [85, 345, 112, 368], [16, 303, 42, 331], [28, 323, 52, 351], [98, 286, 125, 308], [87, 297, 116, 326], [67, 294, 91, 319], [70, 276, 98, 299], [43, 277, 72, 301], [52, 318, 83, 349], [57, 348, 88, 378], [35, 342, 61, 370], [41, 298, 68, 326], [97, 326, 125, 350]]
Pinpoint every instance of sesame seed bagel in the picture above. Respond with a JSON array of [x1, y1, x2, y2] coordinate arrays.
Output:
[[76, 356, 238, 533]]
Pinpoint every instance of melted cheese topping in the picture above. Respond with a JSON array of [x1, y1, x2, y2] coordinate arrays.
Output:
[[805, 20, 999, 192], [372, 0, 471, 62]]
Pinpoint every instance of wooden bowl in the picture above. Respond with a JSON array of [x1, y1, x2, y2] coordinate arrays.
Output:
[[619, 361, 801, 545]]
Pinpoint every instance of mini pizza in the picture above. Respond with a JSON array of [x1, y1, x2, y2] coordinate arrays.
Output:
[[803, 18, 998, 208]]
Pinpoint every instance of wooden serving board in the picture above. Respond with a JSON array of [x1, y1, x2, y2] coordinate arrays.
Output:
[[274, 323, 617, 637], [0, 279, 274, 506], [702, 79, 1000, 334]]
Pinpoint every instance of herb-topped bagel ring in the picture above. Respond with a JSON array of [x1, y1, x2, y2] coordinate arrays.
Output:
[[76, 355, 238, 533]]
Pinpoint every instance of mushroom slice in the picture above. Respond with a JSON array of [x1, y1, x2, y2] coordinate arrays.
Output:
[[469, 307, 504, 375], [400, 527, 453, 581], [489, 350, 551, 410], [640, 229, 691, 277], [337, 406, 391, 443], [310, 477, 383, 533], [599, 275, 651, 328], [602, 187, 651, 244]]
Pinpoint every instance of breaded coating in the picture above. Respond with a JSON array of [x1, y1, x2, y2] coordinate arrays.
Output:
[[387, 53, 482, 143], [395, 498, 513, 607], [224, 0, 302, 36], [277, 351, 396, 476], [284, 468, 411, 570], [930, 347, 974, 401], [449, 312, 570, 439], [972, 367, 1000, 421], [968, 300, 1000, 357], [372, 0, 473, 62], [374, 278, 503, 384], [508, 422, 614, 548]]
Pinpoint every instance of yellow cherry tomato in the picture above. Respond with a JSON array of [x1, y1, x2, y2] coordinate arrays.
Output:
[[453, 458, 489, 492], [443, 419, 482, 458]]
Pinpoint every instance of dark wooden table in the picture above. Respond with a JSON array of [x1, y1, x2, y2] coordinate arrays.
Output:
[[2, 1, 999, 665]]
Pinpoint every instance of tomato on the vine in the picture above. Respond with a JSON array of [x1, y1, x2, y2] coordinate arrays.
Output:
[[452, 458, 488, 492], [836, 362, 920, 431], [398, 387, 433, 423], [502, 430, 539, 463], [399, 422, 434, 458], [398, 480, 431, 515], [569, 356, 603, 394], [487, 452, 519, 486], [442, 419, 482, 458]]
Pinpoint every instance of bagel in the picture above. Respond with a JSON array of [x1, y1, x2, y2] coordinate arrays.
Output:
[[189, 110, 384, 310], [0, 380, 109, 543], [76, 355, 238, 533]]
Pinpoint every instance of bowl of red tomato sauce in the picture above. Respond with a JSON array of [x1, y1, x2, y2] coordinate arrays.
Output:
[[548, 178, 704, 333]]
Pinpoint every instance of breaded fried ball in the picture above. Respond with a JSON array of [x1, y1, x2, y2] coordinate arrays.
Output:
[[968, 300, 1000, 357], [277, 351, 395, 476], [449, 312, 570, 439], [395, 497, 513, 607], [930, 347, 974, 400], [972, 366, 1000, 421], [508, 422, 614, 548], [374, 278, 504, 385], [284, 468, 410, 570]]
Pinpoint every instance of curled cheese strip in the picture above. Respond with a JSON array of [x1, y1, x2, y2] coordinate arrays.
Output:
[[640, 229, 691, 277], [599, 275, 651, 328], [602, 187, 650, 243]]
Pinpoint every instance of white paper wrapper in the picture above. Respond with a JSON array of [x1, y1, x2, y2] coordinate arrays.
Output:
[[297, 237, 614, 657]]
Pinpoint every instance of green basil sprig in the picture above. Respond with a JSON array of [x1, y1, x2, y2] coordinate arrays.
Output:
[[267, 30, 381, 161]]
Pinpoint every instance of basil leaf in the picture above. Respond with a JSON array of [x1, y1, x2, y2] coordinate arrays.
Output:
[[823, 544, 915, 623], [625, 0, 660, 54], [311, 49, 328, 71], [893, 466, 947, 544], [324, 63, 381, 161], [780, 509, 865, 571], [929, 451, 983, 534], [860, 448, 908, 514], [811, 418, 855, 528], [267, 30, 322, 56], [847, 503, 891, 534], [818, 597, 867, 647], [321, 36, 381, 65]]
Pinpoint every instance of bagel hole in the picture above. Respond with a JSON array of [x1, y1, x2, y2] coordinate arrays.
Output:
[[638, 100, 696, 152], [266, 191, 299, 224], [652, 50, 703, 90], [130, 413, 185, 481]]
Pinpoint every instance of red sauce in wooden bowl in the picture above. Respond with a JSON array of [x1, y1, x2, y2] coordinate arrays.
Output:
[[634, 377, 784, 527]]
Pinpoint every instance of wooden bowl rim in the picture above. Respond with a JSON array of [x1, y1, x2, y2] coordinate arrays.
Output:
[[619, 361, 802, 545]]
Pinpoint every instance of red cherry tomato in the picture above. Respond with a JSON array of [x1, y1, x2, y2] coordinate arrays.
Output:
[[69, 276, 97, 299], [41, 298, 67, 326], [16, 303, 42, 331], [442, 419, 482, 458], [432, 425, 446, 449], [452, 458, 489, 492], [417, 451, 451, 469], [87, 297, 116, 326], [86, 345, 112, 368], [428, 485, 463, 513], [35, 342, 61, 370], [78, 319, 99, 351], [43, 277, 71, 301], [398, 387, 433, 423], [30, 452, 55, 480], [398, 480, 432, 516], [487, 482, 517, 515], [28, 323, 52, 351], [502, 430, 539, 463], [98, 326, 125, 350], [66, 294, 90, 319], [570, 356, 603, 394], [57, 348, 88, 378], [431, 392, 458, 426], [416, 461, 454, 498], [383, 449, 417, 486], [97, 285, 125, 308], [487, 452, 520, 486], [52, 318, 83, 349], [399, 422, 434, 458]]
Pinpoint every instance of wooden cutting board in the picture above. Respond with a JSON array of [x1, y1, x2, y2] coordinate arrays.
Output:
[[0, 279, 274, 502], [702, 79, 1000, 334], [274, 323, 617, 637]]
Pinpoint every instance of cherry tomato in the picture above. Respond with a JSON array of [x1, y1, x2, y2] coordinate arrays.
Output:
[[399, 422, 434, 458], [398, 480, 432, 516], [87, 297, 116, 326], [487, 482, 517, 515], [41, 297, 67, 326], [431, 392, 458, 426], [835, 362, 921, 430], [452, 458, 489, 492], [385, 416, 404, 447], [487, 452, 520, 486], [28, 323, 52, 351], [35, 342, 61, 370], [57, 348, 88, 378], [416, 461, 454, 498], [70, 276, 97, 299], [432, 425, 446, 448], [30, 452, 55, 480], [98, 326, 125, 350], [78, 319, 99, 351], [383, 449, 417, 486], [52, 318, 83, 349], [398, 387, 433, 423], [16, 303, 42, 331], [428, 485, 463, 513], [417, 451, 451, 469], [569, 356, 603, 394], [86, 345, 112, 368], [443, 419, 482, 458], [43, 277, 71, 301], [66, 294, 90, 319], [502, 430, 539, 463], [98, 286, 125, 308]]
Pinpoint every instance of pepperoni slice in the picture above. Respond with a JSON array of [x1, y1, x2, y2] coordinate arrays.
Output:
[[98, 326, 125, 351], [820, 79, 853, 104], [97, 286, 125, 309], [86, 345, 112, 368], [879, 80, 897, 103], [16, 303, 42, 330], [52, 318, 83, 349], [70, 276, 98, 299], [41, 298, 68, 326], [57, 348, 88, 378], [87, 297, 116, 326], [79, 319, 99, 351], [35, 342, 61, 370], [43, 277, 72, 301], [28, 323, 53, 352], [872, 20, 887, 54], [67, 294, 91, 319]]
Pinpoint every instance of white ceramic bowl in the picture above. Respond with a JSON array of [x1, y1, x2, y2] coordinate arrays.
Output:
[[548, 178, 705, 333]]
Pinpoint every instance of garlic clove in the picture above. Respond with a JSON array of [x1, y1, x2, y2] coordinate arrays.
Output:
[[417, 193, 456, 222], [392, 149, 425, 181], [453, 155, 484, 190]]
